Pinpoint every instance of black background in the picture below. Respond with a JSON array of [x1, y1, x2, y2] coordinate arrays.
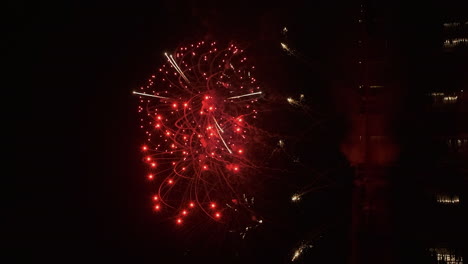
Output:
[[8, 0, 467, 263]]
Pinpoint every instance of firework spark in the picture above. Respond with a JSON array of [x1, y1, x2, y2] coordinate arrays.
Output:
[[291, 193, 302, 202], [291, 241, 314, 262], [134, 41, 267, 227], [286, 94, 305, 106]]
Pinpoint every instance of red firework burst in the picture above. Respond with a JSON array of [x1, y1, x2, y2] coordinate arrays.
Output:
[[133, 41, 265, 226]]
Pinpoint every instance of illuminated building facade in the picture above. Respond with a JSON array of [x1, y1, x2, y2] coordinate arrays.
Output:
[[397, 1, 468, 263], [335, 1, 400, 264], [337, 1, 467, 263]]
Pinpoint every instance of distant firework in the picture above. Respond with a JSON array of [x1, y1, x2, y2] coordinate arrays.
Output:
[[133, 41, 267, 228]]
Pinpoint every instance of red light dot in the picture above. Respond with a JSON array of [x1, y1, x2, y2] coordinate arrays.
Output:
[[236, 128, 241, 132], [189, 202, 195, 208], [172, 103, 177, 108], [203, 165, 208, 170], [154, 205, 160, 210], [183, 103, 188, 107], [234, 166, 239, 171], [142, 146, 148, 151], [215, 212, 221, 218], [210, 203, 216, 209], [153, 195, 158, 201], [176, 218, 182, 224], [205, 96, 209, 100], [157, 116, 162, 120], [238, 149, 243, 154], [146, 157, 152, 161], [155, 124, 161, 128], [148, 174, 154, 180], [182, 210, 188, 215], [168, 179, 174, 184], [209, 106, 213, 111], [151, 162, 157, 167]]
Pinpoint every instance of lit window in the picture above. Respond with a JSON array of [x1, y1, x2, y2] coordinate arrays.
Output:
[[436, 194, 460, 204], [428, 92, 461, 106], [444, 38, 468, 48], [446, 138, 468, 152], [429, 248, 464, 264], [443, 96, 458, 103], [443, 22, 461, 27]]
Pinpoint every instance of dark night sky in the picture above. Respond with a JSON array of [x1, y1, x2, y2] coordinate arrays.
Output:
[[9, 0, 467, 263]]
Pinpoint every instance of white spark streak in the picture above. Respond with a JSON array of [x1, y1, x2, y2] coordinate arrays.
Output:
[[213, 117, 232, 154], [165, 53, 190, 84], [132, 91, 170, 99], [227, 91, 262, 100], [212, 117, 224, 133]]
